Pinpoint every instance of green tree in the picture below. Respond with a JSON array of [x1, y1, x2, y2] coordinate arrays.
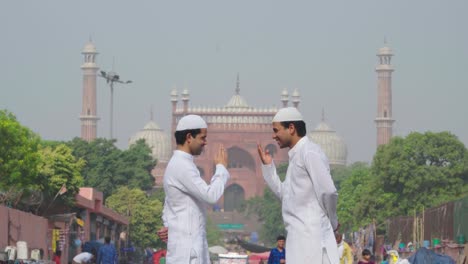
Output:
[[206, 217, 222, 246], [106, 187, 164, 248], [116, 140, 155, 190], [331, 162, 369, 190], [67, 138, 156, 197], [241, 164, 287, 246], [35, 143, 85, 214], [371, 131, 467, 218], [0, 110, 40, 191], [336, 162, 372, 231]]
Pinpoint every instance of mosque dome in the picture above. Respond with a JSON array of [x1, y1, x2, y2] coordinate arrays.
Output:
[[129, 120, 172, 163], [225, 94, 250, 110], [224, 75, 253, 111], [308, 119, 347, 167]]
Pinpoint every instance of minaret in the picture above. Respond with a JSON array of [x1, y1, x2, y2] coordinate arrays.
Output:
[[235, 73, 240, 95], [291, 88, 300, 108], [375, 41, 395, 146], [181, 88, 189, 113], [281, 89, 289, 107], [80, 40, 99, 142]]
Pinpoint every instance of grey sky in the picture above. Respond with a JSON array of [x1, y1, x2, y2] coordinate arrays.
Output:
[[1, 0, 467, 163]]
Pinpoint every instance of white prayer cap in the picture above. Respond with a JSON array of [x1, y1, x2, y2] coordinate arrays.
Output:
[[176, 115, 207, 131], [272, 107, 303, 122]]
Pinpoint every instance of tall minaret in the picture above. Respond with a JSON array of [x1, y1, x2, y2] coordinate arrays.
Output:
[[291, 88, 300, 108], [375, 41, 395, 146], [80, 41, 99, 141], [281, 89, 289, 107]]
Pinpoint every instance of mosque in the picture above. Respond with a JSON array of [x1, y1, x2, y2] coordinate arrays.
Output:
[[80, 40, 395, 212], [128, 77, 348, 211]]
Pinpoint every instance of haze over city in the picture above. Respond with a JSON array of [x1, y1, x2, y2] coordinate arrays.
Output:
[[1, 0, 467, 163]]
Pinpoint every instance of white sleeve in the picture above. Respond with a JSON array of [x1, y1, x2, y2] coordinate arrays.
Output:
[[261, 162, 283, 199], [304, 151, 339, 230], [179, 164, 230, 204], [162, 199, 168, 227]]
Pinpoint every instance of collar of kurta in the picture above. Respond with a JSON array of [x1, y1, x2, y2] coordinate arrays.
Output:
[[288, 136, 308, 160], [174, 150, 194, 160]]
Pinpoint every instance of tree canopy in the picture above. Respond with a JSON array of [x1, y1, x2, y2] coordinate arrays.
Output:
[[67, 138, 156, 197], [241, 164, 287, 246], [106, 187, 164, 248], [35, 143, 85, 213], [0, 110, 40, 191], [338, 131, 468, 232]]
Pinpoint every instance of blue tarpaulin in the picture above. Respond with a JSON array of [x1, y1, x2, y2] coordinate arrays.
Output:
[[407, 247, 455, 264]]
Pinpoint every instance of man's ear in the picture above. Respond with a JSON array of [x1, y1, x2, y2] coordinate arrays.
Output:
[[288, 123, 296, 135], [186, 133, 193, 143]]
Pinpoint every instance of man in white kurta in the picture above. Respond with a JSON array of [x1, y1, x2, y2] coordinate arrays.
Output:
[[258, 107, 339, 264], [160, 115, 230, 264]]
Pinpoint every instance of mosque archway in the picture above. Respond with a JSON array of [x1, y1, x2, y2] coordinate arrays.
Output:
[[224, 184, 245, 212], [227, 146, 255, 171]]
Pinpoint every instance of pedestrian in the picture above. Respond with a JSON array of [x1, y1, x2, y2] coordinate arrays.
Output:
[[357, 249, 375, 264], [53, 250, 61, 264], [96, 237, 117, 264], [156, 114, 230, 263], [336, 233, 353, 264], [267, 235, 286, 264], [257, 107, 340, 263], [72, 249, 95, 264]]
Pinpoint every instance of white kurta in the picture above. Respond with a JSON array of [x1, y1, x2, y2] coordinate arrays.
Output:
[[262, 137, 339, 264], [162, 150, 230, 264]]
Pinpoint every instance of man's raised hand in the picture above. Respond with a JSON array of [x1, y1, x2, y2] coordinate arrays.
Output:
[[257, 144, 272, 165], [214, 144, 228, 167]]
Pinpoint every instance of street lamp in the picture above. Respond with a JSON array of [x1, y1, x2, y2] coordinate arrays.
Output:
[[99, 70, 132, 139]]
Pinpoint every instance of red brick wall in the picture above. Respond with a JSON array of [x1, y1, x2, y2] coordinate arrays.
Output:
[[0, 205, 49, 259]]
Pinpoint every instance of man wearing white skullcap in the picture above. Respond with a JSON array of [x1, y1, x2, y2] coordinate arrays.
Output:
[[258, 107, 339, 264], [157, 114, 230, 264]]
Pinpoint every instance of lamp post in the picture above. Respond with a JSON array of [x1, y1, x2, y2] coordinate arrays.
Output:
[[99, 70, 132, 139]]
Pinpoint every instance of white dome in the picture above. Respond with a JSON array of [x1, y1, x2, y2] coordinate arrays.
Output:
[[308, 121, 347, 167], [225, 94, 250, 110], [129, 120, 172, 163]]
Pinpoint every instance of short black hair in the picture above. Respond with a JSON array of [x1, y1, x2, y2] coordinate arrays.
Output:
[[174, 129, 202, 145], [362, 249, 371, 256], [277, 235, 286, 241], [280, 121, 306, 137], [105, 236, 111, 244]]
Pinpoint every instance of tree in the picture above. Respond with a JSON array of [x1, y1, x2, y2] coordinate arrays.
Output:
[[206, 217, 222, 246], [0, 110, 41, 207], [241, 164, 287, 246], [331, 162, 369, 190], [35, 143, 85, 214], [106, 187, 164, 248], [67, 138, 156, 197], [371, 131, 468, 218], [116, 140, 155, 191], [336, 162, 372, 231], [0, 110, 40, 191]]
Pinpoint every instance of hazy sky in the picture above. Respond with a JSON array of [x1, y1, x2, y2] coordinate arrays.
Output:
[[1, 0, 467, 163]]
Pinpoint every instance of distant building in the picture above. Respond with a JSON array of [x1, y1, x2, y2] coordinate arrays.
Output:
[[375, 41, 396, 146], [308, 110, 347, 169], [79, 41, 100, 142], [130, 75, 348, 211], [167, 77, 292, 212]]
